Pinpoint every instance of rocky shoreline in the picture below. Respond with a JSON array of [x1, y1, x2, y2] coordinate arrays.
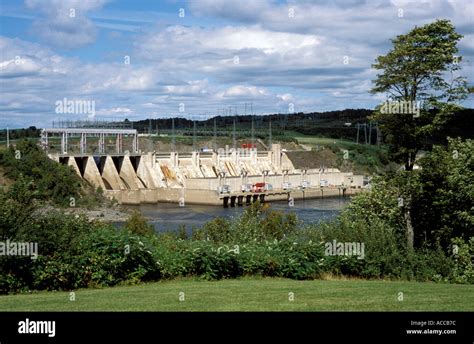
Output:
[[36, 205, 132, 223]]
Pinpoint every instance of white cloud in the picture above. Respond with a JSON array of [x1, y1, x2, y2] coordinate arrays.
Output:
[[221, 85, 268, 98], [24, 0, 108, 48], [0, 57, 42, 77], [135, 24, 374, 93], [1, 0, 472, 127], [138, 25, 322, 63], [164, 80, 209, 96], [277, 93, 295, 102], [96, 106, 132, 116]]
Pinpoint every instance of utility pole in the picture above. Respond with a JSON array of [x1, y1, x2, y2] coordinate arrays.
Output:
[[368, 122, 372, 145], [171, 117, 175, 151], [193, 120, 197, 152], [251, 115, 255, 148], [356, 123, 360, 144], [376, 123, 381, 146], [233, 116, 236, 149], [147, 118, 152, 152], [364, 123, 368, 144], [213, 117, 217, 151], [6, 127, 9, 148]]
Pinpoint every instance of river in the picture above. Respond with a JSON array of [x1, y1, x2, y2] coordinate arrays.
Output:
[[121, 196, 352, 233]]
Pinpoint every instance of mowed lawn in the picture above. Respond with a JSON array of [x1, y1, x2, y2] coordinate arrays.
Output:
[[1, 278, 473, 311], [294, 136, 356, 147]]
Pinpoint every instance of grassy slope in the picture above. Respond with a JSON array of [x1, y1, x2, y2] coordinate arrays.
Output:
[[1, 278, 472, 311], [291, 135, 396, 174], [293, 136, 356, 146]]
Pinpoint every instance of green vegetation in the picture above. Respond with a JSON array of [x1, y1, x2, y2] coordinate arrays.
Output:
[[1, 278, 472, 311], [372, 19, 467, 172], [1, 137, 472, 294], [0, 169, 471, 299], [371, 19, 469, 250], [292, 135, 395, 174], [0, 127, 40, 143], [412, 138, 473, 249], [0, 139, 106, 207], [124, 210, 155, 236]]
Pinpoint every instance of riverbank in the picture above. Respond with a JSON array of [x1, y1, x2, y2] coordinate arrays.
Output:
[[36, 205, 131, 222]]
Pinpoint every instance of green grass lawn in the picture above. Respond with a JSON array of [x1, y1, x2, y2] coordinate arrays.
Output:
[[1, 277, 473, 311], [294, 136, 357, 147]]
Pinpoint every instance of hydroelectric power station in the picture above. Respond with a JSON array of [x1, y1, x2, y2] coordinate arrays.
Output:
[[41, 127, 365, 206]]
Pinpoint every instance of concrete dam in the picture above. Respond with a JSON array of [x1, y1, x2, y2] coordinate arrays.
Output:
[[43, 128, 365, 206]]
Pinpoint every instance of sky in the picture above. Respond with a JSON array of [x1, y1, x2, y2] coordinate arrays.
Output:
[[0, 0, 473, 128]]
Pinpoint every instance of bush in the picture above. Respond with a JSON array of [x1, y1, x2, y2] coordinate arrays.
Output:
[[450, 237, 474, 284], [124, 210, 155, 236], [72, 227, 160, 287], [198, 217, 232, 243], [192, 202, 298, 244], [312, 212, 454, 281], [1, 182, 469, 294], [0, 139, 108, 207], [0, 209, 162, 293]]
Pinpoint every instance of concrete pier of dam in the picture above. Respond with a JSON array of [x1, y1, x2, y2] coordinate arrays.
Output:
[[49, 143, 365, 206]]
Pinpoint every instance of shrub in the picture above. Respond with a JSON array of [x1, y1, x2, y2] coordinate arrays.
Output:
[[73, 227, 160, 287], [450, 237, 474, 284], [198, 217, 232, 243], [0, 139, 108, 207], [124, 210, 155, 236], [1, 181, 469, 294], [260, 210, 297, 240]]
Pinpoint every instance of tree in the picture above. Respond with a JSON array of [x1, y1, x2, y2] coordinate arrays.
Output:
[[0, 139, 82, 206], [371, 19, 467, 170], [370, 19, 469, 250], [413, 138, 474, 249]]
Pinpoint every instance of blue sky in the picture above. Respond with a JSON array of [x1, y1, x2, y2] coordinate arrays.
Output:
[[0, 0, 473, 128]]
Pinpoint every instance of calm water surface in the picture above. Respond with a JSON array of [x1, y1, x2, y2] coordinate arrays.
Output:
[[121, 197, 352, 233]]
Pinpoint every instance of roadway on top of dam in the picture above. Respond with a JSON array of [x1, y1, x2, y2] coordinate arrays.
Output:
[[56, 152, 145, 157], [54, 151, 272, 157]]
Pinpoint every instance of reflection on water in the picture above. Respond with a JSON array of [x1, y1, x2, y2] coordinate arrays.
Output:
[[121, 197, 352, 233]]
